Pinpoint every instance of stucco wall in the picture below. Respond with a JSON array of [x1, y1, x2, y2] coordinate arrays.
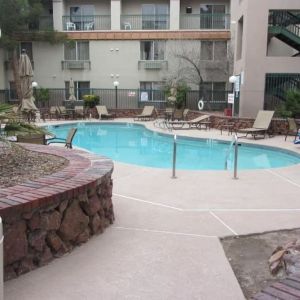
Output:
[[231, 0, 300, 118]]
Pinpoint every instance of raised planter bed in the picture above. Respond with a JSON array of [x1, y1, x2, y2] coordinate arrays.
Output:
[[0, 144, 114, 280]]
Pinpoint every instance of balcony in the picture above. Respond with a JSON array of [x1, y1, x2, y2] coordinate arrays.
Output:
[[62, 15, 111, 31], [180, 14, 230, 30], [61, 60, 91, 70], [29, 15, 53, 31], [121, 15, 170, 30]]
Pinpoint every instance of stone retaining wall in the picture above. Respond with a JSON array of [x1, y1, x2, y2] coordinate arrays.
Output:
[[0, 145, 114, 280]]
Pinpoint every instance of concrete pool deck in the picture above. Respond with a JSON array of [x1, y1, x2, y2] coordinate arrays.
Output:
[[4, 118, 300, 300]]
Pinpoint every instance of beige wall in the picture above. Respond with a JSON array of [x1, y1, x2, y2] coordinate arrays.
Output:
[[231, 0, 300, 118]]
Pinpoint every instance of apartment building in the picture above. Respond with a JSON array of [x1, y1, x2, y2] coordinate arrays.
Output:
[[0, 0, 299, 116], [231, 0, 300, 117], [1, 0, 232, 108]]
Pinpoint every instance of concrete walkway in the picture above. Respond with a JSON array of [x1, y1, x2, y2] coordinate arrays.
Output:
[[4, 119, 300, 300]]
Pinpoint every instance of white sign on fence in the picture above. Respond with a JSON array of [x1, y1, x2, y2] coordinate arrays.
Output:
[[228, 93, 235, 104], [140, 92, 148, 102]]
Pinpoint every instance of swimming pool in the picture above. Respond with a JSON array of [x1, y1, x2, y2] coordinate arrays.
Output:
[[47, 123, 300, 170]]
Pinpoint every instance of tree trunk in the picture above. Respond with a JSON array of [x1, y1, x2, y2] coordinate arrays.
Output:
[[10, 49, 22, 104]]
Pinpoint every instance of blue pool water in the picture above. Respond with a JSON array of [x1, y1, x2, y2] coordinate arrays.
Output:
[[47, 123, 300, 170]]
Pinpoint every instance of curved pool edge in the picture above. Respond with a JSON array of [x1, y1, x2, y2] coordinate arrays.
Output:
[[42, 119, 300, 171]]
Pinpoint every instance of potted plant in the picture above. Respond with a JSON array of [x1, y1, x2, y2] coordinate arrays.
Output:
[[165, 81, 190, 109], [83, 94, 100, 109]]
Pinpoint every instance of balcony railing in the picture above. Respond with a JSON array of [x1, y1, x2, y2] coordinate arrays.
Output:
[[29, 15, 53, 31], [62, 15, 111, 31], [121, 14, 170, 30], [180, 13, 230, 30], [61, 60, 91, 70]]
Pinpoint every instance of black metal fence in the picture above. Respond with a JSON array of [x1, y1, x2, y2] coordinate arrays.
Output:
[[0, 88, 231, 112], [264, 74, 300, 110]]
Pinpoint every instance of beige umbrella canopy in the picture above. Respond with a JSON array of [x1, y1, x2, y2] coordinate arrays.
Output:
[[19, 50, 38, 115], [68, 78, 77, 101]]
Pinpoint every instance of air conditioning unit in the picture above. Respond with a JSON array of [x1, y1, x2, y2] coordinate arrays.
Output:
[[67, 61, 84, 69], [144, 61, 162, 69]]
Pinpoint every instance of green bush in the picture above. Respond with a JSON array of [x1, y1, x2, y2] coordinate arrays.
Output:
[[83, 94, 100, 108], [35, 88, 49, 102], [165, 82, 190, 109], [277, 89, 300, 118]]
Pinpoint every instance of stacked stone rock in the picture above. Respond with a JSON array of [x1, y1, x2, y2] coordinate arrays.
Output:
[[0, 145, 114, 280]]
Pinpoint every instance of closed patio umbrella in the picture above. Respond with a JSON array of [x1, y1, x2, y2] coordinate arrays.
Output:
[[69, 78, 77, 101], [19, 50, 38, 118]]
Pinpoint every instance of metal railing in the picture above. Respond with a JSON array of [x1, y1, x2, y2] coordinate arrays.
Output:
[[264, 73, 300, 110], [224, 134, 239, 179], [2, 88, 231, 111], [121, 14, 170, 30], [180, 13, 230, 30], [62, 15, 111, 31], [28, 15, 53, 31], [269, 10, 300, 38]]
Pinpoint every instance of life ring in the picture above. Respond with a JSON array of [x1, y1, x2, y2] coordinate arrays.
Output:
[[198, 99, 204, 111]]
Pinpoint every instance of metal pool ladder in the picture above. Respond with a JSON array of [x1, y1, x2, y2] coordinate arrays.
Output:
[[224, 134, 239, 179]]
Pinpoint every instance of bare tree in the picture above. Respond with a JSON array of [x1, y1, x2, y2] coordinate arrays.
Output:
[[165, 40, 233, 110]]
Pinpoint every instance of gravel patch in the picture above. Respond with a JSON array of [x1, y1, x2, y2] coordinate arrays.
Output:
[[0, 142, 68, 188]]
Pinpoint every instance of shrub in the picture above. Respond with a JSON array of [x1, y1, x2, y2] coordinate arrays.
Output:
[[277, 89, 300, 118], [165, 82, 190, 109], [83, 94, 100, 108]]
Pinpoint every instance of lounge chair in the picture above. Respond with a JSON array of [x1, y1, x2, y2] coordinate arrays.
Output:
[[238, 110, 274, 139], [96, 105, 114, 119], [57, 106, 68, 119], [134, 105, 155, 121], [17, 133, 46, 145], [167, 115, 210, 129], [47, 128, 77, 149], [285, 118, 300, 141], [74, 106, 85, 119]]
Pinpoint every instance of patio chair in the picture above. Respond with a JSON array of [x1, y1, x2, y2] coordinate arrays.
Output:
[[47, 127, 77, 149], [66, 22, 76, 31], [49, 106, 59, 120], [134, 106, 155, 121], [285, 118, 300, 141], [57, 106, 68, 119], [74, 106, 85, 119], [167, 115, 210, 130], [17, 133, 46, 145], [183, 109, 189, 120], [96, 105, 114, 119], [237, 110, 274, 139], [173, 109, 184, 121]]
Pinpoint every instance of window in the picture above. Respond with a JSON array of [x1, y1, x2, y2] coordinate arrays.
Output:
[[214, 41, 227, 60], [200, 4, 226, 29], [7, 42, 33, 67], [201, 41, 213, 60], [140, 82, 165, 101], [70, 5, 95, 30], [142, 4, 169, 29], [200, 41, 227, 61], [202, 82, 226, 102], [65, 81, 90, 100], [140, 41, 165, 60], [64, 41, 89, 60], [9, 81, 17, 100], [237, 16, 244, 60]]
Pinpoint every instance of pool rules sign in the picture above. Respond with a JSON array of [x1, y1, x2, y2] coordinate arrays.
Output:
[[228, 93, 234, 104]]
